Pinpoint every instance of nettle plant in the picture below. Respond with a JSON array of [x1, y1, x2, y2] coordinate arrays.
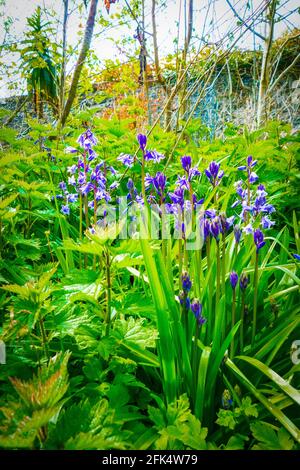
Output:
[[52, 128, 300, 441]]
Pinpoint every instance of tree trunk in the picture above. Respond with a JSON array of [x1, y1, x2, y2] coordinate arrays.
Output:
[[151, 0, 171, 129], [59, 0, 69, 120], [59, 0, 98, 127], [257, 0, 276, 127], [179, 0, 193, 121]]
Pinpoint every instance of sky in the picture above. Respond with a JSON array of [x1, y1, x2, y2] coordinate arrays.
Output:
[[0, 0, 299, 98]]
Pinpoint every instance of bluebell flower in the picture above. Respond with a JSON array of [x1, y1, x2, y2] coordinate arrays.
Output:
[[137, 133, 147, 151], [127, 178, 134, 190], [249, 172, 259, 184], [240, 272, 249, 291], [77, 129, 98, 148], [210, 216, 221, 239], [182, 272, 192, 292], [176, 175, 189, 190], [78, 172, 86, 185], [117, 153, 134, 167], [229, 272, 239, 289], [293, 254, 300, 261], [188, 166, 201, 182], [191, 299, 206, 325], [179, 291, 190, 310], [254, 228, 265, 252], [80, 182, 94, 196], [68, 175, 76, 186], [144, 150, 165, 162], [234, 225, 242, 243], [152, 171, 167, 196], [205, 161, 223, 186], [109, 181, 119, 190], [59, 181, 67, 191], [67, 164, 77, 175], [68, 194, 78, 203], [65, 146, 78, 154], [243, 223, 253, 235], [261, 215, 275, 229], [61, 204, 70, 215], [181, 155, 192, 172]]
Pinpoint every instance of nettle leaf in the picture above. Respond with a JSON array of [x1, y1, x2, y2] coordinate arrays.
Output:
[[10, 351, 70, 410], [251, 422, 295, 450]]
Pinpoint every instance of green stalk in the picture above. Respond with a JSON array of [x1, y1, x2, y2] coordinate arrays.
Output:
[[105, 248, 111, 335], [141, 157, 145, 200], [240, 291, 246, 353], [79, 193, 83, 270], [230, 288, 236, 359], [252, 251, 259, 347], [215, 239, 221, 326], [206, 237, 212, 340], [38, 317, 49, 360], [221, 232, 226, 294], [192, 321, 200, 395]]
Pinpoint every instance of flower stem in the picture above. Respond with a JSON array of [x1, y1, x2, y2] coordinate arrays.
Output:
[[215, 239, 221, 315], [105, 248, 112, 335], [141, 157, 145, 200], [230, 288, 236, 359], [206, 237, 212, 340], [252, 251, 259, 347], [79, 193, 83, 270], [240, 291, 245, 353]]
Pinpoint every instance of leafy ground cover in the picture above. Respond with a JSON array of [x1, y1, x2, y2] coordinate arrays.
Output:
[[0, 118, 299, 450]]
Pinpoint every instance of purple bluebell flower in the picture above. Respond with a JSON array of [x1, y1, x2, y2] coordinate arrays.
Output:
[[249, 172, 259, 184], [137, 133, 147, 151], [191, 299, 206, 325], [261, 215, 275, 229], [210, 216, 221, 239], [234, 225, 242, 243], [229, 271, 239, 289], [68, 175, 76, 186], [220, 214, 235, 233], [65, 146, 78, 154], [293, 254, 300, 261], [240, 272, 249, 291], [176, 175, 189, 190], [68, 164, 77, 174], [77, 129, 98, 148], [144, 150, 165, 162], [205, 209, 216, 218], [80, 182, 94, 196], [117, 153, 134, 167], [253, 228, 265, 252], [200, 217, 210, 241], [110, 181, 119, 190], [188, 166, 201, 182], [78, 172, 86, 185], [61, 204, 70, 215], [243, 223, 253, 235], [205, 161, 224, 186], [152, 171, 166, 196], [179, 291, 190, 310], [127, 178, 134, 190], [59, 181, 67, 191], [182, 272, 192, 292], [87, 147, 97, 161], [181, 155, 192, 172], [67, 193, 78, 203]]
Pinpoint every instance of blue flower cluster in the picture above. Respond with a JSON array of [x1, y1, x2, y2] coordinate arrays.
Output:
[[180, 272, 206, 326], [57, 129, 118, 216]]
